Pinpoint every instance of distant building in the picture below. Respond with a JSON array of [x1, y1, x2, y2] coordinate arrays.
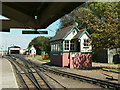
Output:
[[93, 48, 120, 64], [8, 46, 23, 54], [50, 25, 92, 68], [20, 48, 24, 54], [23, 49, 28, 55], [28, 45, 36, 56]]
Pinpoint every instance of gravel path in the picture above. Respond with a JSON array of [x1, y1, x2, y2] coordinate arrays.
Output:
[[92, 62, 120, 69]]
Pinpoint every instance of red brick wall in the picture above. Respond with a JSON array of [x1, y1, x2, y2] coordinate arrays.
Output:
[[70, 53, 92, 68], [50, 52, 92, 68]]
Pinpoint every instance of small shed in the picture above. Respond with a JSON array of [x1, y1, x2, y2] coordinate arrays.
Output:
[[93, 48, 120, 64], [50, 25, 92, 68], [28, 45, 36, 56], [8, 46, 22, 54]]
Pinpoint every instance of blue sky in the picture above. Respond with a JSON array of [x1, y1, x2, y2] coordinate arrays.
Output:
[[0, 15, 61, 50]]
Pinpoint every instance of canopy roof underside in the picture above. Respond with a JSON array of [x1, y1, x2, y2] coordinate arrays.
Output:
[[1, 2, 84, 32]]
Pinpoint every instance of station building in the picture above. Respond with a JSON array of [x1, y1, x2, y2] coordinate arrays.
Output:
[[8, 46, 23, 54], [50, 25, 92, 68]]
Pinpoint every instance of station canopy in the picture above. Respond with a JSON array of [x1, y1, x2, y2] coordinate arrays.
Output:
[[1, 2, 84, 33]]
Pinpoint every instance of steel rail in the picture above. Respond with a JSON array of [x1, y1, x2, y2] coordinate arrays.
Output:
[[102, 68, 120, 74], [27, 61, 53, 89], [7, 58, 29, 89], [21, 60, 42, 89], [28, 61, 66, 89], [8, 56, 41, 89], [12, 55, 68, 89], [12, 55, 52, 89], [40, 70, 68, 89], [40, 66, 120, 89]]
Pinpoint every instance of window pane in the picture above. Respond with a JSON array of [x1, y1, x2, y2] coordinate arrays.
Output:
[[84, 39, 89, 46], [64, 41, 69, 50], [70, 41, 75, 51]]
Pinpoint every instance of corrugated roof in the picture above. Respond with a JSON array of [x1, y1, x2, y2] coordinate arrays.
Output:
[[50, 25, 74, 41]]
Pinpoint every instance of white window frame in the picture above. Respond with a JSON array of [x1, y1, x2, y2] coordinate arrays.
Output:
[[70, 41, 75, 51], [64, 40, 70, 51], [83, 39, 89, 47], [55, 43, 57, 51], [51, 44, 53, 51], [60, 41, 63, 51], [53, 44, 55, 51]]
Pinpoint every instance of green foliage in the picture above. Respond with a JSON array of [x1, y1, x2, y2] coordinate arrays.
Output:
[[34, 55, 50, 62], [60, 2, 120, 52], [88, 2, 119, 51], [28, 36, 50, 54], [35, 55, 43, 60]]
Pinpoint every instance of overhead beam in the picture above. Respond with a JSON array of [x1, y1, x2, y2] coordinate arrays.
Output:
[[2, 20, 29, 29], [1, 20, 29, 32], [0, 28, 10, 32], [22, 30, 48, 34], [2, 3, 36, 29]]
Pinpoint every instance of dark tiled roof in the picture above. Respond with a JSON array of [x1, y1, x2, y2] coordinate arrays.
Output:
[[50, 25, 74, 41], [73, 29, 85, 39], [8, 46, 20, 48]]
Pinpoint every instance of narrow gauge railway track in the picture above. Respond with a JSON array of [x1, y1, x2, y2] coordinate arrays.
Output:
[[7, 58, 31, 88], [7, 57, 39, 89], [21, 59, 51, 89], [39, 66, 120, 89], [6, 56, 52, 90], [8, 55, 120, 89], [7, 55, 68, 89], [26, 60, 68, 89]]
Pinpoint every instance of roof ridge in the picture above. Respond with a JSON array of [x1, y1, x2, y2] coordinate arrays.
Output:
[[59, 25, 74, 31], [79, 28, 85, 31]]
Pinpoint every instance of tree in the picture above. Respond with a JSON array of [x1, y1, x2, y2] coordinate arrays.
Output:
[[60, 2, 120, 53], [28, 36, 50, 54], [88, 2, 119, 51], [60, 3, 94, 29]]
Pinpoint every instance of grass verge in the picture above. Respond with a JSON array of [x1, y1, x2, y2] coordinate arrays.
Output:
[[34, 55, 50, 62]]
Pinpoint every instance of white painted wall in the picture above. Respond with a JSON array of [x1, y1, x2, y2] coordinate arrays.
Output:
[[107, 48, 118, 63], [80, 33, 92, 52], [20, 48, 24, 54], [8, 48, 20, 54], [9, 48, 20, 50], [65, 29, 77, 40], [29, 46, 36, 55]]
